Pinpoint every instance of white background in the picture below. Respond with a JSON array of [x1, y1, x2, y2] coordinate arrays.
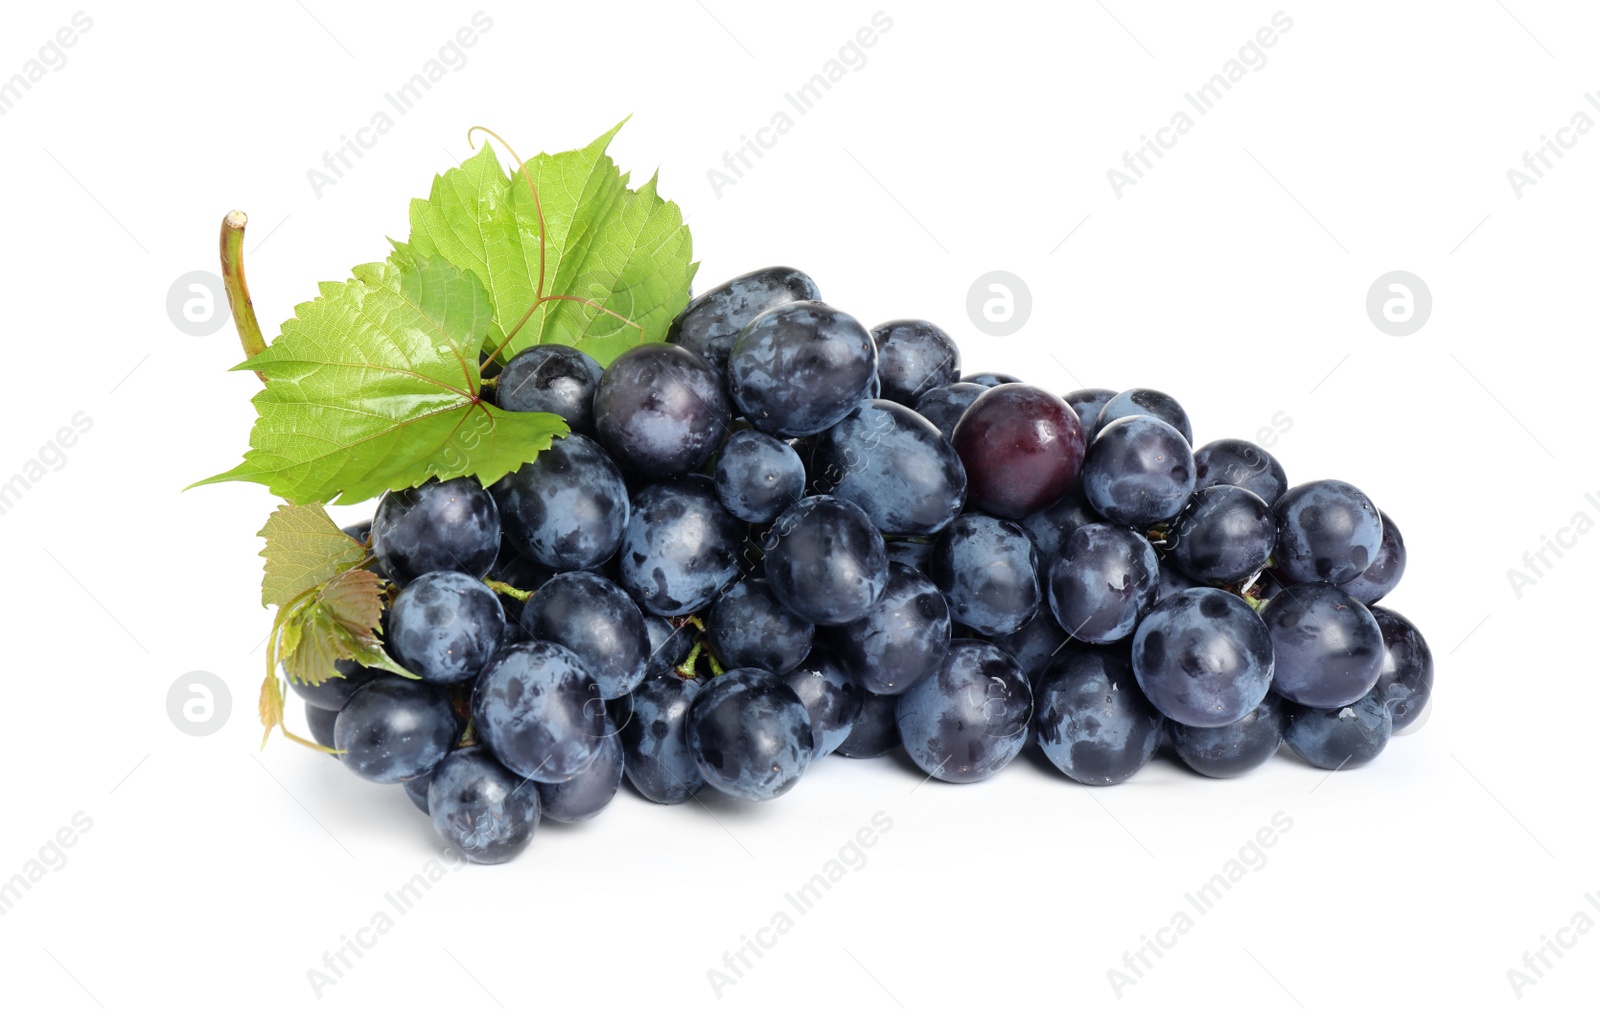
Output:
[[0, 2, 1592, 1006]]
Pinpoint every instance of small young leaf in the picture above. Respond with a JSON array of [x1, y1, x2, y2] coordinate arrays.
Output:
[[275, 569, 411, 686], [195, 249, 569, 506], [258, 671, 286, 748], [258, 502, 367, 608]]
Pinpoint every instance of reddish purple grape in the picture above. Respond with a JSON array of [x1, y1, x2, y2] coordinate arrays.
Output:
[[950, 384, 1085, 519]]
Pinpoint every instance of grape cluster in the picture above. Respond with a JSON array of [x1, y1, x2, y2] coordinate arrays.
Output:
[[296, 266, 1434, 864]]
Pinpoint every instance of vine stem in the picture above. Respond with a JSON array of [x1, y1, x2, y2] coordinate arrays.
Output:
[[220, 210, 268, 379]]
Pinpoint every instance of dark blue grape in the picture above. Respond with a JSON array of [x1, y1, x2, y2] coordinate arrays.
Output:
[[1272, 479, 1383, 584], [537, 721, 624, 822], [618, 674, 705, 803], [388, 571, 506, 685], [1262, 581, 1384, 708], [1132, 588, 1274, 727], [372, 478, 500, 586], [497, 344, 603, 434], [991, 610, 1070, 688], [780, 647, 863, 757], [520, 571, 650, 700], [491, 433, 628, 572], [593, 343, 731, 479], [961, 371, 1019, 388], [1047, 524, 1158, 644], [402, 771, 433, 813], [290, 658, 379, 711], [1097, 388, 1193, 443], [305, 701, 338, 750], [764, 495, 889, 626], [427, 748, 540, 864], [830, 562, 951, 695], [810, 399, 967, 535], [619, 475, 744, 617], [1020, 487, 1099, 563], [872, 319, 960, 405], [835, 690, 900, 758], [930, 514, 1040, 636], [687, 668, 814, 800], [643, 615, 693, 679], [668, 266, 821, 374], [896, 640, 1031, 783], [707, 578, 814, 674], [1063, 388, 1117, 439], [883, 537, 933, 573], [728, 302, 877, 437], [713, 429, 805, 524], [1283, 691, 1391, 770], [1081, 415, 1196, 527], [1169, 692, 1285, 778], [1034, 644, 1164, 786], [1193, 438, 1288, 505], [473, 641, 606, 783], [913, 382, 986, 440], [1165, 484, 1274, 585], [1370, 607, 1433, 731], [333, 678, 457, 784], [1340, 510, 1406, 604], [1156, 563, 1200, 601]]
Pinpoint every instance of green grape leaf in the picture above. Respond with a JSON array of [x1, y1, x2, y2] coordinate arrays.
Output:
[[257, 502, 367, 608], [406, 120, 697, 367], [270, 568, 411, 687], [194, 248, 569, 505]]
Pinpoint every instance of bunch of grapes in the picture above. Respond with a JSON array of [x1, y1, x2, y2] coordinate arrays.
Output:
[[296, 266, 1433, 864]]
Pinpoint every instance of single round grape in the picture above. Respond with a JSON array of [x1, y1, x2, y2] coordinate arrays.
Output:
[[667, 266, 821, 374], [372, 477, 500, 585], [389, 571, 506, 685], [930, 514, 1040, 636], [1096, 388, 1193, 443], [687, 668, 814, 801], [896, 640, 1031, 783], [643, 614, 693, 679], [991, 610, 1070, 688], [1340, 510, 1406, 604], [537, 720, 624, 822], [1272, 479, 1383, 584], [491, 433, 629, 572], [1063, 388, 1117, 439], [763, 495, 889, 626], [780, 647, 863, 758], [952, 384, 1084, 520], [1165, 484, 1274, 585], [829, 562, 950, 695], [291, 658, 379, 711], [305, 701, 338, 751], [496, 344, 603, 434], [1282, 691, 1391, 770], [1370, 606, 1433, 731], [593, 343, 731, 479], [872, 319, 961, 405], [707, 578, 814, 674], [1262, 581, 1383, 708], [1034, 644, 1165, 786], [835, 690, 900, 758], [472, 641, 606, 783], [810, 399, 967, 535], [1019, 487, 1099, 563], [619, 475, 744, 617], [1131, 588, 1274, 728], [913, 382, 987, 440], [1169, 692, 1286, 778], [1047, 524, 1159, 644], [1081, 415, 1196, 527], [334, 678, 457, 784], [728, 301, 877, 437], [618, 673, 705, 803], [961, 371, 1020, 388], [713, 429, 805, 524], [1193, 438, 1288, 505], [428, 748, 540, 864], [520, 571, 650, 700]]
